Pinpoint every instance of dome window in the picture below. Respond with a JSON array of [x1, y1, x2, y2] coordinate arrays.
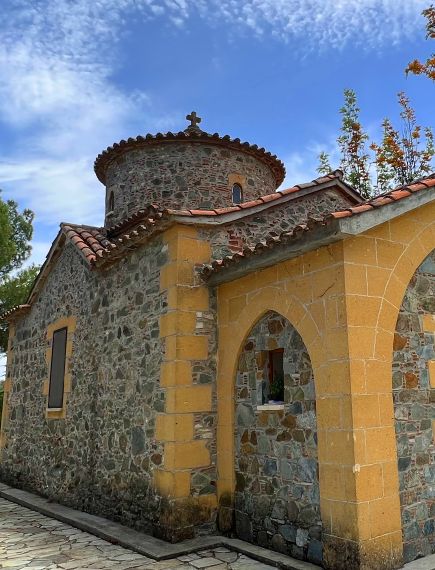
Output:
[[107, 191, 115, 214], [232, 183, 243, 205]]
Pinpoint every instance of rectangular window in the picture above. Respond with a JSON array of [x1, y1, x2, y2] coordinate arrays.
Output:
[[267, 348, 284, 403], [48, 327, 68, 409]]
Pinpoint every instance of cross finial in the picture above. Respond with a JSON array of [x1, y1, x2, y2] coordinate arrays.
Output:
[[186, 111, 202, 131]]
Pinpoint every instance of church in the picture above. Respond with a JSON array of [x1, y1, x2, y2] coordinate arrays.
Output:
[[1, 113, 434, 570]]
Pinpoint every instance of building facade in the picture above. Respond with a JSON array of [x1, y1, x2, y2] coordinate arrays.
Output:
[[1, 114, 434, 569]]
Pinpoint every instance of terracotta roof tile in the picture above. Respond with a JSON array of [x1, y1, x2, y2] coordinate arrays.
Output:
[[202, 173, 435, 280], [95, 129, 286, 187], [0, 304, 31, 321]]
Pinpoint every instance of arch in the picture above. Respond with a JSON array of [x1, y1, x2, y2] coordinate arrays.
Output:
[[217, 286, 323, 509], [231, 183, 243, 204], [373, 221, 435, 369], [391, 248, 435, 563], [233, 310, 321, 562]]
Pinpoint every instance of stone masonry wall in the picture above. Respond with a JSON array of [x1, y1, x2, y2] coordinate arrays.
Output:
[[105, 142, 277, 225], [393, 249, 435, 563], [234, 311, 322, 565], [199, 188, 356, 260], [0, 238, 170, 535]]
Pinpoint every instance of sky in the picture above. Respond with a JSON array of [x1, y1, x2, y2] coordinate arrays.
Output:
[[0, 0, 433, 270]]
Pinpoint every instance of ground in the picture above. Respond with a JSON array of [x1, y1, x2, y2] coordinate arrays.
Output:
[[0, 499, 275, 570]]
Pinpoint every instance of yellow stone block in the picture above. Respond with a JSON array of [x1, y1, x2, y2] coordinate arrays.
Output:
[[344, 264, 368, 295], [165, 335, 209, 360], [159, 312, 196, 337], [347, 327, 375, 360], [381, 460, 400, 498], [168, 236, 211, 264], [311, 267, 344, 298], [355, 463, 383, 502], [365, 359, 391, 394], [366, 266, 390, 297], [368, 496, 402, 538], [160, 262, 195, 289], [375, 239, 405, 269], [160, 360, 192, 387], [346, 296, 381, 328], [351, 394, 381, 428], [378, 393, 394, 427], [165, 440, 210, 470], [326, 429, 361, 465], [316, 397, 343, 430], [155, 414, 194, 442], [325, 328, 349, 360], [166, 385, 212, 413], [314, 360, 351, 396], [163, 224, 198, 243], [374, 328, 394, 361], [302, 245, 339, 274], [422, 314, 435, 333], [329, 499, 370, 541], [344, 236, 377, 266], [198, 493, 218, 508], [167, 286, 209, 311], [228, 295, 247, 322], [319, 464, 349, 501], [154, 469, 191, 498], [365, 426, 397, 463]]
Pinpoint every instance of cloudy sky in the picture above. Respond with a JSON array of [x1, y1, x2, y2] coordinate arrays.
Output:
[[0, 0, 433, 268]]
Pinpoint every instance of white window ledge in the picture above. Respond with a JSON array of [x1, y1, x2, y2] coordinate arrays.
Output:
[[256, 403, 285, 411]]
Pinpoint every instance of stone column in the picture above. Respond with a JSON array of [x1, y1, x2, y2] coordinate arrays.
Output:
[[154, 224, 216, 541]]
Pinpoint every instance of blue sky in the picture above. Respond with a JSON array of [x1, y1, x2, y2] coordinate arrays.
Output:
[[0, 0, 433, 268]]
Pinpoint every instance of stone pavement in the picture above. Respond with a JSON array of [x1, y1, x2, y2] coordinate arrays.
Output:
[[0, 498, 276, 570], [2, 496, 435, 570]]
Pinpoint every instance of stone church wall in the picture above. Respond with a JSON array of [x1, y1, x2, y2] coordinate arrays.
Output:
[[0, 237, 169, 534], [234, 311, 322, 565], [105, 142, 277, 225], [199, 188, 356, 260], [393, 249, 435, 563]]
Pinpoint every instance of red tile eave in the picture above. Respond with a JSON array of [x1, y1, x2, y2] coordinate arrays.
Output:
[[203, 174, 435, 279]]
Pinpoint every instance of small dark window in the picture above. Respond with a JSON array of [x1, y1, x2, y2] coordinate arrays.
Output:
[[48, 327, 68, 409], [108, 191, 114, 213], [232, 183, 243, 204], [267, 348, 284, 403]]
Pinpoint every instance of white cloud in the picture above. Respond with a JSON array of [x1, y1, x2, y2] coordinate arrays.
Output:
[[0, 0, 428, 267]]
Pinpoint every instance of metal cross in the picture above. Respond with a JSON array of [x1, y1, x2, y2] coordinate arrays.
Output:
[[186, 111, 202, 129]]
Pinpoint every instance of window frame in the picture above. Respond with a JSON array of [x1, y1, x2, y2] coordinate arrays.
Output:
[[44, 316, 76, 419], [47, 327, 68, 410], [231, 183, 243, 205]]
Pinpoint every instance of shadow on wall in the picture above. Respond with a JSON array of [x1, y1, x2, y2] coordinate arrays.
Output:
[[233, 310, 322, 566]]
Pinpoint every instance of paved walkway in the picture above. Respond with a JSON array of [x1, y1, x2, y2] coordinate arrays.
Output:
[[0, 498, 275, 570]]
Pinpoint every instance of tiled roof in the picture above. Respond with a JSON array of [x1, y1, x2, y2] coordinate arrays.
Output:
[[61, 224, 112, 264], [163, 170, 360, 218], [201, 174, 435, 281], [94, 128, 286, 187], [106, 170, 359, 237], [0, 304, 31, 321]]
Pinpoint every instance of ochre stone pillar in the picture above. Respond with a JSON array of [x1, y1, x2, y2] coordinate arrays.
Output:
[[0, 324, 15, 455], [155, 224, 216, 541]]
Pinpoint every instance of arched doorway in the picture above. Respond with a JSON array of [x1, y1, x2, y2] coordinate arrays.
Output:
[[393, 249, 435, 563], [234, 311, 322, 565]]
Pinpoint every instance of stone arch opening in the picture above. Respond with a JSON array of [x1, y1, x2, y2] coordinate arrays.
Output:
[[392, 248, 435, 563], [234, 310, 322, 565]]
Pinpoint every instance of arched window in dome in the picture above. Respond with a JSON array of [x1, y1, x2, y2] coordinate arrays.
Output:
[[232, 183, 243, 205], [107, 190, 115, 213]]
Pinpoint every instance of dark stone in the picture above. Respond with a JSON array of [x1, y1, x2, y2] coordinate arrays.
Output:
[[131, 427, 145, 455], [236, 512, 253, 542]]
